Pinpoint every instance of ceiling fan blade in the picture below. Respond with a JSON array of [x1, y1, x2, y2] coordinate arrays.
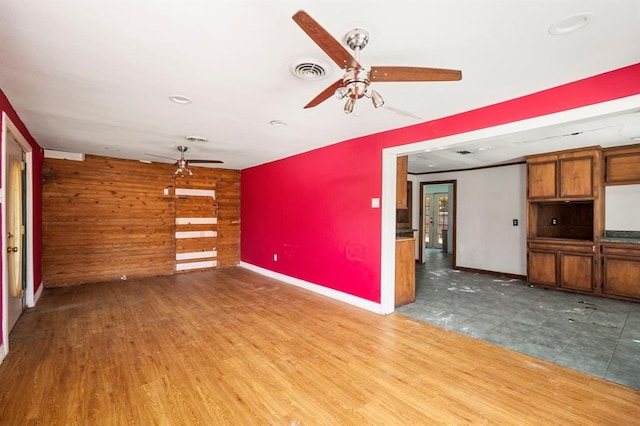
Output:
[[304, 79, 344, 109], [187, 159, 224, 164], [144, 153, 177, 161], [292, 10, 360, 70], [370, 66, 462, 82]]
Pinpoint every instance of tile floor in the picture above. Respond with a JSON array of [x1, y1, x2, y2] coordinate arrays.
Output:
[[396, 249, 640, 390]]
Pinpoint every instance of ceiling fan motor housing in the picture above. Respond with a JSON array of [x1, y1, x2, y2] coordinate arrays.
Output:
[[345, 28, 370, 51], [343, 68, 370, 99]]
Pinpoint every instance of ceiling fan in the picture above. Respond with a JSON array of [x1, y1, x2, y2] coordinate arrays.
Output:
[[292, 10, 462, 114], [145, 146, 223, 176]]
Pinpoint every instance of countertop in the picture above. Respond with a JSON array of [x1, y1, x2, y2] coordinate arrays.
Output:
[[599, 230, 640, 245], [396, 228, 417, 234]]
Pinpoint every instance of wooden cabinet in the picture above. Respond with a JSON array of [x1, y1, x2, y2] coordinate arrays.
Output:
[[526, 147, 602, 293], [601, 242, 640, 301], [395, 237, 416, 307], [528, 159, 557, 199], [396, 181, 412, 229], [527, 147, 601, 200], [396, 156, 408, 209], [528, 240, 596, 293], [604, 143, 640, 185]]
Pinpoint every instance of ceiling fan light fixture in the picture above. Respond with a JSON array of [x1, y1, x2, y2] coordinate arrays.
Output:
[[335, 87, 348, 100], [344, 97, 356, 114], [370, 90, 384, 108], [174, 166, 193, 177]]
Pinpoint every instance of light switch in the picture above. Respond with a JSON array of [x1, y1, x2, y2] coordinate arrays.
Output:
[[371, 198, 380, 208]]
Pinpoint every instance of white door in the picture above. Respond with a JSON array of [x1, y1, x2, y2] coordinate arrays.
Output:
[[6, 132, 25, 332]]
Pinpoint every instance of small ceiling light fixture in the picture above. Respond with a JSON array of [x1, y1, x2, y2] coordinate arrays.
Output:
[[169, 95, 193, 104], [548, 12, 594, 35], [270, 120, 287, 126]]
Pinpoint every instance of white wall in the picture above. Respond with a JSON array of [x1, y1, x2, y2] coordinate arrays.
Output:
[[605, 184, 640, 231], [412, 163, 527, 275]]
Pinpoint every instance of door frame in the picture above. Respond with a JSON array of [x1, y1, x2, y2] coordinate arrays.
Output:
[[380, 95, 640, 315], [2, 113, 35, 359], [418, 181, 456, 266]]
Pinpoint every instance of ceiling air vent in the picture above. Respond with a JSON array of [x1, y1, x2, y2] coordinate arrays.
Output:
[[290, 58, 330, 81], [185, 136, 208, 143]]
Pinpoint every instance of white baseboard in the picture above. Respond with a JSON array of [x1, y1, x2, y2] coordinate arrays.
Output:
[[239, 262, 383, 314], [33, 282, 44, 306]]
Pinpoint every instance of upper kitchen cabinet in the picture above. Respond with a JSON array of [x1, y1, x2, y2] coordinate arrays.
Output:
[[396, 155, 408, 209], [527, 147, 602, 200], [604, 143, 640, 185]]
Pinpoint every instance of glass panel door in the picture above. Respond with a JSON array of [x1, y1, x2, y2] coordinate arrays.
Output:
[[436, 194, 449, 250], [424, 195, 431, 247], [425, 192, 448, 249]]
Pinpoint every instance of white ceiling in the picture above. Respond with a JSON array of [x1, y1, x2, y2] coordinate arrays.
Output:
[[1, 1, 639, 173]]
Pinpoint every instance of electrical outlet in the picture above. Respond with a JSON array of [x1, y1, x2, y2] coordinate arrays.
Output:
[[551, 218, 558, 225], [273, 254, 278, 262], [513, 219, 518, 226]]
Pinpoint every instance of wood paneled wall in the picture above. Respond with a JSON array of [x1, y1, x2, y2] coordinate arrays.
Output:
[[42, 155, 240, 287]]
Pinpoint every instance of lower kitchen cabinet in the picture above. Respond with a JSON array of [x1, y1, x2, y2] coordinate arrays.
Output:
[[601, 242, 640, 301], [395, 237, 416, 307], [528, 240, 596, 293]]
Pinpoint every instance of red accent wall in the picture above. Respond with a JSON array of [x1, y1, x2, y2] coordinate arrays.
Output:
[[1, 89, 44, 346], [241, 63, 640, 303]]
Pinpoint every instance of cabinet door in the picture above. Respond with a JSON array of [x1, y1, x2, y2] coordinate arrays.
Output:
[[560, 252, 594, 292], [605, 151, 640, 184], [559, 156, 593, 198], [528, 161, 557, 199], [395, 238, 416, 306], [602, 256, 640, 299], [396, 156, 408, 208], [528, 250, 557, 287]]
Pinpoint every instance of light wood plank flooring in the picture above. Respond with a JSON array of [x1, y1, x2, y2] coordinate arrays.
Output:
[[1, 267, 639, 424]]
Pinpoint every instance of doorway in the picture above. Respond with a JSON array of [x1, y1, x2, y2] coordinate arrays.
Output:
[[5, 131, 26, 332], [424, 192, 449, 250], [418, 181, 456, 265], [2, 115, 34, 358]]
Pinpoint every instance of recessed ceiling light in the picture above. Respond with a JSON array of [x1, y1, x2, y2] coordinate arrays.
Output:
[[169, 95, 192, 104], [184, 135, 208, 143], [549, 12, 593, 35], [270, 120, 287, 127]]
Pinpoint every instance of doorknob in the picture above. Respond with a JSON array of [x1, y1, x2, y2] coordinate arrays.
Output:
[[7, 247, 18, 253]]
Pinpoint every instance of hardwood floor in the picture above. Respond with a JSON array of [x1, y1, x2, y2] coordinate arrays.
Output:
[[1, 267, 639, 424]]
